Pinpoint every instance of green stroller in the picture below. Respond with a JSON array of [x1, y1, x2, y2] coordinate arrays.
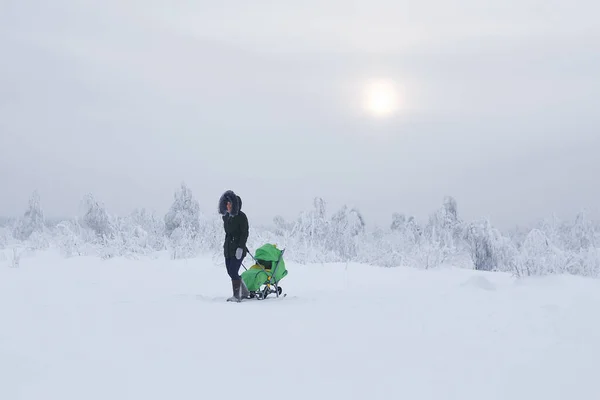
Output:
[[241, 243, 288, 300]]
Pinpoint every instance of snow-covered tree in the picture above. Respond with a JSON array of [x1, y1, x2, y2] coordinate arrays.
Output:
[[273, 215, 294, 237], [464, 219, 502, 271], [200, 212, 225, 254], [81, 193, 113, 239], [327, 205, 366, 261], [517, 228, 564, 276], [164, 183, 201, 259], [129, 208, 166, 252], [425, 196, 464, 251], [570, 247, 600, 277], [169, 221, 200, 259], [390, 213, 422, 247], [55, 219, 86, 257], [536, 213, 563, 249], [390, 213, 406, 232], [0, 227, 8, 249], [1, 187, 598, 279], [305, 197, 329, 248], [289, 197, 331, 262], [14, 191, 45, 241], [164, 183, 200, 238], [568, 210, 596, 251]]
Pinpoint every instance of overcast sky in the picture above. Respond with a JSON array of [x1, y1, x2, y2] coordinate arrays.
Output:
[[1, 0, 599, 229]]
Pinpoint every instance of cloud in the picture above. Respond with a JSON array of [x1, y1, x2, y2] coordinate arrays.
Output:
[[1, 0, 599, 229]]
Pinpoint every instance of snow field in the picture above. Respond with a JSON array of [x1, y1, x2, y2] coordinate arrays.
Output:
[[1, 249, 599, 400]]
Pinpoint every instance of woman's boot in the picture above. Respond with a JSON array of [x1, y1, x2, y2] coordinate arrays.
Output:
[[241, 280, 251, 299], [227, 279, 242, 302]]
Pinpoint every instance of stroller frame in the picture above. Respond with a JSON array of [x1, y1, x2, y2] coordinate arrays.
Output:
[[243, 247, 286, 300]]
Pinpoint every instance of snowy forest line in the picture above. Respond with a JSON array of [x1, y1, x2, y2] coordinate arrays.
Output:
[[1, 184, 599, 278]]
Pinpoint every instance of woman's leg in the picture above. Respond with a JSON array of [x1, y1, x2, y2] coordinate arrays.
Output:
[[225, 257, 242, 280], [225, 257, 246, 301]]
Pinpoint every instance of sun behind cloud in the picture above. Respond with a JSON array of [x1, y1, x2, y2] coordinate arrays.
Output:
[[363, 79, 400, 117]]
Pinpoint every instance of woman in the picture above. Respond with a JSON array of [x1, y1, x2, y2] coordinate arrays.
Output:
[[218, 190, 250, 301]]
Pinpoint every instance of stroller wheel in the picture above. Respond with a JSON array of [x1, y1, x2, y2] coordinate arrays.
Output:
[[277, 286, 283, 295], [258, 286, 269, 300]]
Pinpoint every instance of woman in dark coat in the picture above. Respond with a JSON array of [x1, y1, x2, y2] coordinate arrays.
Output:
[[218, 190, 250, 301]]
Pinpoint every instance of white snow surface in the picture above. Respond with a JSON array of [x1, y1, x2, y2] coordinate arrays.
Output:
[[1, 250, 600, 400]]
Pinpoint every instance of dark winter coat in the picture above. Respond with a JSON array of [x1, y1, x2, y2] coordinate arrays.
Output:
[[218, 190, 249, 259]]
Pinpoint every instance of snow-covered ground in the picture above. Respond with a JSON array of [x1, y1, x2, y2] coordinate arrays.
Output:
[[1, 249, 599, 400]]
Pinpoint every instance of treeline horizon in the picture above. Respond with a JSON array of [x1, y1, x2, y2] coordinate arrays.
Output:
[[1, 184, 599, 279]]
